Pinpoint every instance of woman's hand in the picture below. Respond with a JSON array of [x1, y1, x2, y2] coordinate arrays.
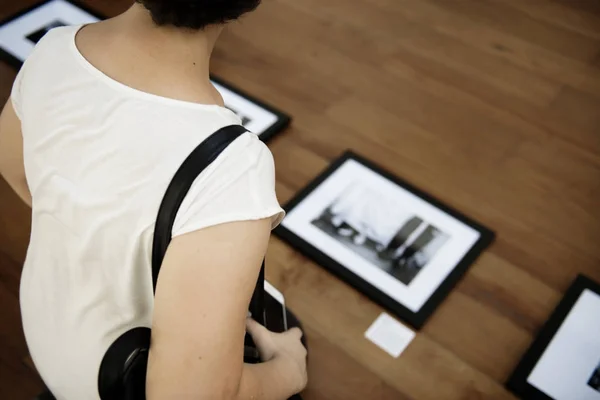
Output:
[[246, 318, 308, 394]]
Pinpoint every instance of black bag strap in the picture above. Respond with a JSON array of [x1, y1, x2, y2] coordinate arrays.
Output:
[[150, 123, 266, 326], [153, 124, 241, 289]]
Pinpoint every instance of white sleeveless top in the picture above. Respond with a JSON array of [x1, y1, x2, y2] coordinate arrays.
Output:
[[12, 25, 285, 400]]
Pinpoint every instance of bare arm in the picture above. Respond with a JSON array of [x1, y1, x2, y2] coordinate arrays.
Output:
[[146, 218, 301, 400], [0, 98, 31, 208]]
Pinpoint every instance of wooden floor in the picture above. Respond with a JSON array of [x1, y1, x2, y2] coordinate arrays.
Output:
[[1, 0, 600, 399]]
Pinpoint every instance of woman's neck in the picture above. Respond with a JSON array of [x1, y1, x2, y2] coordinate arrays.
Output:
[[116, 3, 223, 79], [84, 2, 226, 106]]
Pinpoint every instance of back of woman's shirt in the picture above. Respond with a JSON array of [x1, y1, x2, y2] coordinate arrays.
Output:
[[13, 25, 284, 399]]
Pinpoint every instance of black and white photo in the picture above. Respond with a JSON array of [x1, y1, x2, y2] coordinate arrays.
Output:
[[311, 180, 450, 285], [0, 0, 291, 141], [507, 275, 600, 400], [275, 151, 494, 328]]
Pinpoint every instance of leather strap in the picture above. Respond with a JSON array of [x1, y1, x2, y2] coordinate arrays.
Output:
[[151, 124, 247, 292], [150, 123, 266, 325]]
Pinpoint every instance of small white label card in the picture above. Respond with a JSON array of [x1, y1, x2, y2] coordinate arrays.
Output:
[[364, 312, 416, 358]]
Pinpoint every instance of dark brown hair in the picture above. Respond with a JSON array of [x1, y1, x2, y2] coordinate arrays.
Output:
[[136, 0, 262, 29]]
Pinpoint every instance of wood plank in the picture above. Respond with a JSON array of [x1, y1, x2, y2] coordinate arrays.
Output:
[[458, 253, 563, 333], [430, 0, 600, 62], [385, 35, 560, 109], [498, 141, 600, 255], [325, 90, 525, 169], [385, 44, 600, 154], [493, 232, 600, 292], [544, 86, 600, 148], [367, 0, 600, 95], [218, 3, 385, 109], [595, 51, 600, 68], [554, 0, 600, 17], [422, 290, 532, 382], [496, 0, 600, 40]]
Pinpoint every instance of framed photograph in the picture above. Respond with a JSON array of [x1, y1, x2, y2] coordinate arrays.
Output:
[[0, 0, 100, 69], [507, 275, 600, 400], [0, 0, 291, 141], [274, 151, 495, 329]]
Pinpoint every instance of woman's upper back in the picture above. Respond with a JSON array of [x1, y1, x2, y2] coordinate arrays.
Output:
[[15, 24, 284, 399]]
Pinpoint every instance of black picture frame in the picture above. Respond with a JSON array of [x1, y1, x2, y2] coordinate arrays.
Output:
[[0, 0, 102, 69], [274, 150, 495, 329], [506, 274, 600, 400], [0, 0, 291, 142]]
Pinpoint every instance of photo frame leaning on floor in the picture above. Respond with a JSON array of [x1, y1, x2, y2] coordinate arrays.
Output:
[[507, 275, 600, 400], [274, 150, 495, 329], [0, 0, 291, 142]]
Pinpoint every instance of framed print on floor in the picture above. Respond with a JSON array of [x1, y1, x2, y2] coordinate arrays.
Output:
[[0, 0, 101, 69], [507, 275, 600, 400], [0, 0, 291, 141], [274, 151, 495, 329]]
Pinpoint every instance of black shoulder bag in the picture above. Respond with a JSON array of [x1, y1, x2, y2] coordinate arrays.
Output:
[[97, 124, 266, 399]]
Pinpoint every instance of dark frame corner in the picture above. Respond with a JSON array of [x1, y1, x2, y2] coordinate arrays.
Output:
[[274, 149, 495, 329], [0, 0, 104, 69], [506, 274, 600, 400]]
